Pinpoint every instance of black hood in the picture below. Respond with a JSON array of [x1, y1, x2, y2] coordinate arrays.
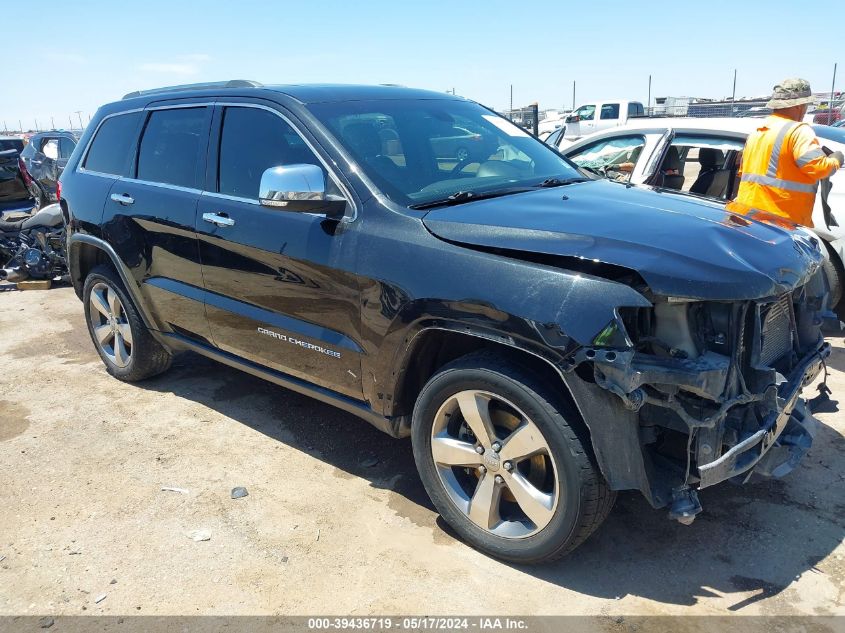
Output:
[[421, 180, 822, 300]]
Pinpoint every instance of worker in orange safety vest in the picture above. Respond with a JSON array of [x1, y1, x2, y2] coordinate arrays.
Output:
[[729, 78, 843, 227]]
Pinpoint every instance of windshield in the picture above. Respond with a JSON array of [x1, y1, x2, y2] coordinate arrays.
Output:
[[307, 99, 582, 207]]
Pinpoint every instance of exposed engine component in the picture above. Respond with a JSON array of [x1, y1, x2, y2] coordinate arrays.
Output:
[[668, 486, 702, 525], [653, 301, 699, 359], [568, 274, 829, 525]]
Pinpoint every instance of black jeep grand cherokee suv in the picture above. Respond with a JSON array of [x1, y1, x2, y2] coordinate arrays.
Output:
[[61, 81, 831, 563]]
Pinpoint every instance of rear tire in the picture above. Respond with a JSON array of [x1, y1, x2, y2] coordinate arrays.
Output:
[[83, 264, 171, 381], [822, 247, 843, 312], [411, 351, 614, 563]]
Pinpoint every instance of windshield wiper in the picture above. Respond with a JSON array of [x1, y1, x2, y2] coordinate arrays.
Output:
[[536, 177, 591, 187], [409, 187, 534, 210], [575, 166, 604, 177]]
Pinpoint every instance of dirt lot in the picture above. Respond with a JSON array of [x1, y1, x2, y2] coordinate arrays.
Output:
[[0, 286, 844, 617]]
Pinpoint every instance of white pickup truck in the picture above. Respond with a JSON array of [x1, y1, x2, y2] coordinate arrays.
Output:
[[561, 99, 645, 141]]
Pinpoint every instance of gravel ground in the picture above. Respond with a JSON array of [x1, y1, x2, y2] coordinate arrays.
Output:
[[0, 286, 843, 617]]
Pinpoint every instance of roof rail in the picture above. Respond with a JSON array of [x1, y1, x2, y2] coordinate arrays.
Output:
[[122, 79, 263, 100]]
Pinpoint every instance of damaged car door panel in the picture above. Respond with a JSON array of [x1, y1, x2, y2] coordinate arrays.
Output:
[[61, 82, 831, 563]]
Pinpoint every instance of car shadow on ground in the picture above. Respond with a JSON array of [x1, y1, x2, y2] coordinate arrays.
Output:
[[143, 351, 845, 611]]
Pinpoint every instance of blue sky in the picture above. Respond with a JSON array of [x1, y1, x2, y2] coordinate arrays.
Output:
[[1, 0, 840, 130]]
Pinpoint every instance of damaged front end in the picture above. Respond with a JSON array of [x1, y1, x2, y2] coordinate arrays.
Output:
[[565, 269, 830, 525]]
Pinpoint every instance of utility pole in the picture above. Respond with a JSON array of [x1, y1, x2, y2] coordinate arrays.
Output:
[[647, 75, 652, 113], [509, 84, 513, 118], [75, 110, 84, 131], [731, 69, 737, 116], [19, 120, 23, 133], [572, 81, 576, 111], [51, 116, 55, 129], [831, 63, 838, 125], [69, 115, 73, 129], [35, 118, 39, 132]]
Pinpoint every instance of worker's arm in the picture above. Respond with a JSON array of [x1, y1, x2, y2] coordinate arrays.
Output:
[[791, 124, 841, 179]]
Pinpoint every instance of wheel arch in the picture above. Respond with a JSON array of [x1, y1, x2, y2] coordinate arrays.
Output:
[[67, 234, 157, 330], [387, 325, 593, 446], [385, 324, 660, 506]]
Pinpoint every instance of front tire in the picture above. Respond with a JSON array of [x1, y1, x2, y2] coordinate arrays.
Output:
[[411, 352, 614, 563], [83, 264, 172, 381]]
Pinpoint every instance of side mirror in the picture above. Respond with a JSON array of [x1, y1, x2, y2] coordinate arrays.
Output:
[[566, 114, 580, 123], [259, 164, 347, 219]]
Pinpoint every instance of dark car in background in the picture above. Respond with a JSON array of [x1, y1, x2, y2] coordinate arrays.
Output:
[[21, 131, 79, 208], [0, 136, 36, 216]]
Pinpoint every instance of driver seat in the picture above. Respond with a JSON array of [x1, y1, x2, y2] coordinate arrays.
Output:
[[341, 123, 403, 183]]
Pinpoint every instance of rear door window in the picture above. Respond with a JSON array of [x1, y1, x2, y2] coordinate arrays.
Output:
[[600, 103, 620, 120], [0, 139, 24, 152], [83, 112, 143, 176], [137, 107, 209, 188]]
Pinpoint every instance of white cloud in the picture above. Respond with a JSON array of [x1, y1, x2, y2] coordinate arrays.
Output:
[[136, 54, 211, 76]]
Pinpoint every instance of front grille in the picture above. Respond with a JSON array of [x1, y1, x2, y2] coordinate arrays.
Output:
[[759, 294, 793, 367]]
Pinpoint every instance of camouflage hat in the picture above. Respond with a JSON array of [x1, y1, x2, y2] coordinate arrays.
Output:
[[767, 78, 815, 109]]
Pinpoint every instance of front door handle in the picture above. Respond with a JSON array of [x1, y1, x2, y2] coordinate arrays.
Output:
[[109, 193, 134, 206], [202, 212, 235, 227]]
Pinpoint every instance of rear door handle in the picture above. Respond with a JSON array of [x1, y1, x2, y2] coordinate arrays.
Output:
[[109, 193, 134, 206], [202, 212, 235, 227]]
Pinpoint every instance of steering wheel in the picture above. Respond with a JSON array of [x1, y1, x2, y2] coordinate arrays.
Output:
[[450, 157, 476, 177]]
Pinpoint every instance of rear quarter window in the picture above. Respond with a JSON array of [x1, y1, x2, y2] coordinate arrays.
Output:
[[83, 112, 143, 176]]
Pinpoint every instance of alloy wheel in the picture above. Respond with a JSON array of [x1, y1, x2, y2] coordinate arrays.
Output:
[[430, 389, 559, 538], [88, 282, 133, 368]]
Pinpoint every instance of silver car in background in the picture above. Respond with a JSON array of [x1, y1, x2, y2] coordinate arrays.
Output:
[[551, 118, 845, 319]]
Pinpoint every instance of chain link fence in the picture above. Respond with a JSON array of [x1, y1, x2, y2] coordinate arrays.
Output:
[[645, 99, 771, 118]]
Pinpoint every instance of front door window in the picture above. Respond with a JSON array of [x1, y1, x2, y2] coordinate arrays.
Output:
[[567, 135, 646, 182]]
